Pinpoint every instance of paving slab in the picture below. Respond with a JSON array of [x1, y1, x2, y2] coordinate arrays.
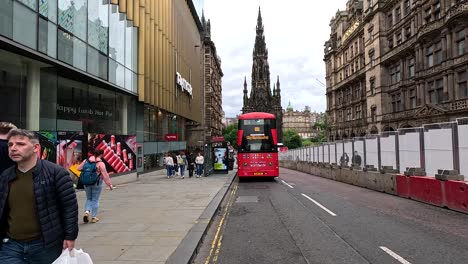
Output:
[[75, 169, 236, 263]]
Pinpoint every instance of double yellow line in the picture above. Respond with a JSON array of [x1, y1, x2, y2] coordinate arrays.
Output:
[[204, 184, 238, 264]]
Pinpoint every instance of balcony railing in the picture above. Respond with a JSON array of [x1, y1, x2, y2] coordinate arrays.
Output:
[[440, 98, 468, 112]]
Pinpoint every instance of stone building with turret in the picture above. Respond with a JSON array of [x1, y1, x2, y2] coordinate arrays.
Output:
[[242, 7, 284, 142]]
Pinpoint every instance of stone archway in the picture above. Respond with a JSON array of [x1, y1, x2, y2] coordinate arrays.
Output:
[[382, 126, 395, 132], [400, 123, 413, 129], [370, 126, 379, 134]]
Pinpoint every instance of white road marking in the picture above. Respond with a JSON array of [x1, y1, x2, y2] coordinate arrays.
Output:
[[301, 194, 337, 216], [281, 180, 294, 188], [379, 246, 412, 264]]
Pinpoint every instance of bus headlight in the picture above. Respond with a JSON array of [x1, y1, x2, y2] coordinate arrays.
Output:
[[269, 162, 273, 166], [243, 162, 248, 167]]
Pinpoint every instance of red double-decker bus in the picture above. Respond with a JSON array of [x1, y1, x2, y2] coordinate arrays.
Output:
[[237, 112, 279, 179]]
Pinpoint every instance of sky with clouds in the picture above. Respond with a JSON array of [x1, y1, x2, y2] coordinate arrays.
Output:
[[204, 0, 348, 118]]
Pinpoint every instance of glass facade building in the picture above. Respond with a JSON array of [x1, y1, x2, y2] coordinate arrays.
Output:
[[0, 0, 138, 130], [0, 0, 206, 173]]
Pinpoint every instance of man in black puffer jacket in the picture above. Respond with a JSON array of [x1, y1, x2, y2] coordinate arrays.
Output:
[[0, 122, 16, 175], [0, 129, 78, 263]]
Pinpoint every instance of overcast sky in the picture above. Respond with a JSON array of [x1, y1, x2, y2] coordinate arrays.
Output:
[[204, 0, 348, 117]]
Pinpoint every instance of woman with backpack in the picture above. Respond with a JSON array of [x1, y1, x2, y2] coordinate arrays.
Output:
[[78, 149, 113, 223]]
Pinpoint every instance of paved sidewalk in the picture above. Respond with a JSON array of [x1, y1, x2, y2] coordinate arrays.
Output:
[[74, 169, 236, 264]]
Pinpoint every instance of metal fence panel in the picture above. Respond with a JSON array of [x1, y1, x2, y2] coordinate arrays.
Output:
[[399, 129, 421, 172], [330, 143, 336, 164], [336, 141, 343, 166], [380, 132, 397, 171], [424, 123, 454, 176], [365, 137, 379, 169], [354, 138, 365, 169], [318, 145, 322, 163], [458, 119, 468, 180], [324, 144, 330, 163], [342, 141, 352, 166]]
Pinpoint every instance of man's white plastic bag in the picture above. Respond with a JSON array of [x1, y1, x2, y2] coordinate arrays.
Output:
[[52, 249, 93, 264]]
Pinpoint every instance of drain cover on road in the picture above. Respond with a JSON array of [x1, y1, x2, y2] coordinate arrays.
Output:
[[236, 196, 259, 203]]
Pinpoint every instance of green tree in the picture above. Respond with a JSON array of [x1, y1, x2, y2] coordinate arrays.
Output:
[[312, 114, 328, 143], [222, 123, 238, 148], [283, 129, 302, 149], [302, 138, 312, 147]]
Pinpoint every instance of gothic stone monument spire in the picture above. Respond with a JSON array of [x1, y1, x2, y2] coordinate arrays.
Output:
[[242, 7, 283, 141]]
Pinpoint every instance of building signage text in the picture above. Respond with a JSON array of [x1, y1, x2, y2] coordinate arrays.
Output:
[[342, 20, 360, 44], [176, 72, 193, 97]]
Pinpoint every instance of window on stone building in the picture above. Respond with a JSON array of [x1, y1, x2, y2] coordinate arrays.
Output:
[[434, 41, 442, 64], [396, 33, 402, 45], [355, 85, 361, 99], [409, 89, 417, 108], [339, 110, 343, 122], [424, 7, 432, 23], [426, 45, 434, 67], [456, 29, 466, 56], [371, 106, 377, 123], [355, 60, 359, 72], [405, 25, 411, 39], [395, 7, 401, 23], [338, 90, 343, 105], [404, 0, 411, 16], [388, 36, 394, 49], [355, 105, 362, 119], [434, 2, 441, 20], [458, 70, 467, 98], [351, 45, 354, 57], [390, 63, 401, 83], [408, 57, 415, 78], [392, 93, 402, 112], [368, 25, 374, 41], [387, 13, 393, 27], [370, 78, 375, 95], [369, 51, 375, 67], [428, 79, 444, 103], [347, 108, 352, 121]]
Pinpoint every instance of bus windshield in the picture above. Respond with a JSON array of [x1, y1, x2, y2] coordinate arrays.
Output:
[[239, 118, 276, 152]]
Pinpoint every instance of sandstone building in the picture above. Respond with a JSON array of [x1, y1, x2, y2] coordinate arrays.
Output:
[[324, 0, 468, 139], [283, 103, 325, 139]]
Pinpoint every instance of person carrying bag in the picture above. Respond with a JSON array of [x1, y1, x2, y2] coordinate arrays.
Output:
[[78, 149, 113, 223]]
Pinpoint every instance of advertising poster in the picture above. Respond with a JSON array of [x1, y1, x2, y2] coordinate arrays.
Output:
[[35, 131, 84, 180], [88, 134, 137, 174], [36, 131, 59, 163], [213, 147, 228, 171], [57, 132, 84, 178]]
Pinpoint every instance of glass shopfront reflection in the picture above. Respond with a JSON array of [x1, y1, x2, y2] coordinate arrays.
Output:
[[1, 0, 138, 94], [0, 48, 136, 134], [0, 50, 27, 128]]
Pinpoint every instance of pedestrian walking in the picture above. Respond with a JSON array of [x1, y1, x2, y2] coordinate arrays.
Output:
[[178, 151, 188, 179], [164, 153, 174, 178], [187, 152, 195, 178], [0, 129, 79, 263], [195, 152, 205, 177], [78, 149, 113, 224], [171, 153, 178, 177], [0, 122, 16, 175]]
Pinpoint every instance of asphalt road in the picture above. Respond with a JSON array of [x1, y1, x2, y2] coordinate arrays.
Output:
[[194, 168, 468, 264]]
